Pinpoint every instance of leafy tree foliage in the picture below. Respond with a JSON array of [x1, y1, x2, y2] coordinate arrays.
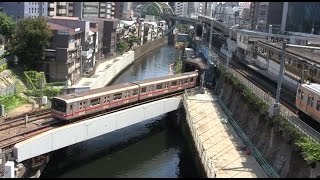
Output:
[[0, 12, 15, 45], [117, 39, 128, 54], [10, 17, 52, 69], [128, 35, 140, 49]]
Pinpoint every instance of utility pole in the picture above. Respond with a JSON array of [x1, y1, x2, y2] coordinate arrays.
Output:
[[275, 40, 287, 106], [209, 18, 213, 49]]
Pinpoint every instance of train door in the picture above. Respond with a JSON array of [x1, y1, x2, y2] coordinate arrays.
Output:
[[306, 94, 311, 113], [69, 104, 74, 117]]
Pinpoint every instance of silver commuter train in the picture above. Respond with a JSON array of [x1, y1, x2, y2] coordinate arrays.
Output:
[[51, 71, 199, 121]]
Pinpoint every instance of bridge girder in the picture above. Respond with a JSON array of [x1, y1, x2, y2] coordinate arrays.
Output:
[[141, 2, 174, 17]]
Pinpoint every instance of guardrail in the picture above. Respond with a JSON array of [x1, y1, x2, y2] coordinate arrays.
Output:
[[199, 44, 320, 142], [183, 88, 279, 178], [215, 95, 279, 178]]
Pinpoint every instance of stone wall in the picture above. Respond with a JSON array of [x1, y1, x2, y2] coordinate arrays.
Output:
[[134, 37, 168, 60], [214, 73, 319, 178]]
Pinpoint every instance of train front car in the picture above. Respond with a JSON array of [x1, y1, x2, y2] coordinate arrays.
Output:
[[51, 97, 68, 120], [296, 82, 320, 123]]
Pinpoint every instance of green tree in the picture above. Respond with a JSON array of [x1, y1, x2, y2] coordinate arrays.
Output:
[[128, 35, 140, 49], [11, 17, 52, 69], [177, 24, 190, 33], [117, 39, 128, 54], [0, 12, 15, 47]]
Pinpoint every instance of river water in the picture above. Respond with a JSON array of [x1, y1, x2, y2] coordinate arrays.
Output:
[[40, 45, 201, 178]]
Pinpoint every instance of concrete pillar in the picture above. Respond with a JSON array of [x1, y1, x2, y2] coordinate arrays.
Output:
[[4, 161, 14, 178], [281, 2, 288, 33]]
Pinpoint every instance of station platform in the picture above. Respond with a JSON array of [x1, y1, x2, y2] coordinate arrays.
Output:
[[183, 90, 268, 178]]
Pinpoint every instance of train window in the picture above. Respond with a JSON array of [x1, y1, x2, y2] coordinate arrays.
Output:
[[301, 92, 304, 100], [141, 87, 147, 93], [190, 78, 194, 82], [83, 102, 86, 108], [133, 89, 138, 95], [70, 105, 73, 111], [90, 98, 100, 106], [171, 81, 177, 86], [114, 93, 122, 100], [107, 96, 110, 102], [164, 83, 168, 88], [51, 98, 66, 112], [184, 79, 188, 84], [80, 102, 82, 109], [178, 80, 182, 85], [307, 95, 311, 105], [156, 84, 163, 90], [298, 89, 301, 95], [104, 97, 107, 103], [317, 100, 320, 111], [311, 97, 314, 107]]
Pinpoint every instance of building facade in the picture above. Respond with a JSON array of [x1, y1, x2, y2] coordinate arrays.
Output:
[[48, 2, 74, 17], [284, 2, 320, 34], [44, 22, 83, 85], [250, 2, 284, 32], [0, 2, 48, 20]]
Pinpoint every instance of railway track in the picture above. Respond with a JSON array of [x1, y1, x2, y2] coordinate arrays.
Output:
[[210, 46, 320, 135], [0, 92, 184, 150], [0, 109, 52, 131]]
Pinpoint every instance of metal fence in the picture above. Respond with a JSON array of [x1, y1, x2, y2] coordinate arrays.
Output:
[[183, 88, 279, 178], [199, 43, 320, 142]]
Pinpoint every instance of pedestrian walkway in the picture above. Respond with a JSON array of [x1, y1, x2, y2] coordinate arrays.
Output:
[[74, 51, 135, 89], [183, 89, 268, 178], [75, 59, 114, 87]]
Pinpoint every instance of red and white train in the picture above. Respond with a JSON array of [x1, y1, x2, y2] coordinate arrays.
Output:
[[296, 82, 320, 123], [51, 71, 199, 121]]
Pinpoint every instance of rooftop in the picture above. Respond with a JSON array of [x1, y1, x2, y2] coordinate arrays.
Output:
[[50, 16, 80, 21], [258, 40, 320, 65], [47, 22, 82, 35]]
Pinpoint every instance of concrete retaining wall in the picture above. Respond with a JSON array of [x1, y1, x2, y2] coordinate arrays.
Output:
[[87, 37, 168, 89], [134, 37, 168, 60], [91, 51, 135, 89]]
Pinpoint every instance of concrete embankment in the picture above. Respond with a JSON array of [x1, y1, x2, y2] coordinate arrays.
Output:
[[182, 89, 268, 178], [75, 37, 168, 89]]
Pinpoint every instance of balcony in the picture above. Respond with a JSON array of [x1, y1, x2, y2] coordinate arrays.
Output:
[[82, 49, 93, 59], [49, 3, 56, 8], [68, 66, 75, 74]]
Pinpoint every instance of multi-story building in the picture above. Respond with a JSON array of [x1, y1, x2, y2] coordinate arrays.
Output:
[[118, 2, 132, 20], [174, 2, 188, 17], [0, 2, 48, 20], [174, 2, 195, 18], [250, 2, 284, 32], [283, 2, 320, 34], [48, 2, 74, 17], [43, 22, 83, 85], [47, 16, 98, 75], [85, 18, 118, 59], [72, 2, 114, 19]]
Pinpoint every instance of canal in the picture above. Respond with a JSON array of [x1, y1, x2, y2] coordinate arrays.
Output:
[[40, 45, 201, 178]]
